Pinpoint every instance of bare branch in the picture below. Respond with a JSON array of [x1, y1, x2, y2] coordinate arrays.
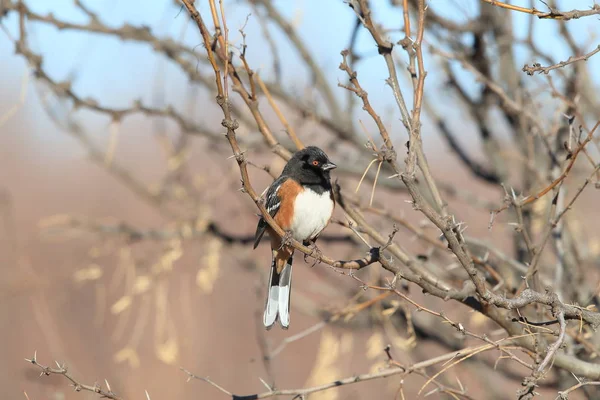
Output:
[[523, 44, 600, 75], [480, 0, 600, 20], [25, 352, 122, 400]]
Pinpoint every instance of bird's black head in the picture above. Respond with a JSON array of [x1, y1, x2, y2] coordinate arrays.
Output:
[[283, 146, 337, 185]]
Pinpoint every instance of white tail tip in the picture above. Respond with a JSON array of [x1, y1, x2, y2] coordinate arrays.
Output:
[[264, 285, 279, 329]]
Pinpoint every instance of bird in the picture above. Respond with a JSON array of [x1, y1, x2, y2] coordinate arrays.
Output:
[[253, 146, 337, 330]]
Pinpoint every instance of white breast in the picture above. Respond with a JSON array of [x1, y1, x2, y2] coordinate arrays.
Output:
[[290, 188, 334, 242]]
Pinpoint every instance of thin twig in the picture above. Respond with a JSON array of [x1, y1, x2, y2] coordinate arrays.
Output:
[[25, 352, 122, 400], [523, 44, 600, 75], [480, 0, 600, 20]]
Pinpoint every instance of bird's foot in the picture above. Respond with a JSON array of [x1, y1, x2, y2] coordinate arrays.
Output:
[[304, 241, 323, 267], [278, 230, 294, 250]]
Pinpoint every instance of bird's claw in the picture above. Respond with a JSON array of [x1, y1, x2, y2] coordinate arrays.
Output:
[[279, 230, 294, 250], [304, 241, 323, 267]]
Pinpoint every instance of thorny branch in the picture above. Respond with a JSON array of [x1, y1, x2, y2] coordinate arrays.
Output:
[[480, 0, 600, 20], [184, 335, 523, 399], [492, 121, 600, 218], [523, 44, 600, 75], [25, 352, 122, 400]]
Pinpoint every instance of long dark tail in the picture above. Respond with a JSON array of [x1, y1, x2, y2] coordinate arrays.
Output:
[[263, 255, 293, 330]]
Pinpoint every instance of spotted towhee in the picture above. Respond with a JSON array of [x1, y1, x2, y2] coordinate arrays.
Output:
[[253, 146, 337, 330]]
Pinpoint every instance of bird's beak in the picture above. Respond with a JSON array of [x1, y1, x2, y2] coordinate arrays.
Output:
[[322, 162, 337, 171]]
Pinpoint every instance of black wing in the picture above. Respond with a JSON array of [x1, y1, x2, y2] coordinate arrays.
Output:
[[253, 176, 287, 249]]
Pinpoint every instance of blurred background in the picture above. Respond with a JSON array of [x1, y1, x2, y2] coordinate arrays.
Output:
[[1, 0, 599, 399]]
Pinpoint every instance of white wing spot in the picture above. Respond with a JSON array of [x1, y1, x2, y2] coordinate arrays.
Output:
[[267, 202, 280, 213]]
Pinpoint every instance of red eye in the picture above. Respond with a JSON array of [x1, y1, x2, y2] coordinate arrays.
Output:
[[312, 160, 319, 166]]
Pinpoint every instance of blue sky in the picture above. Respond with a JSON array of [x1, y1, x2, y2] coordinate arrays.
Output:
[[1, 0, 598, 146]]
